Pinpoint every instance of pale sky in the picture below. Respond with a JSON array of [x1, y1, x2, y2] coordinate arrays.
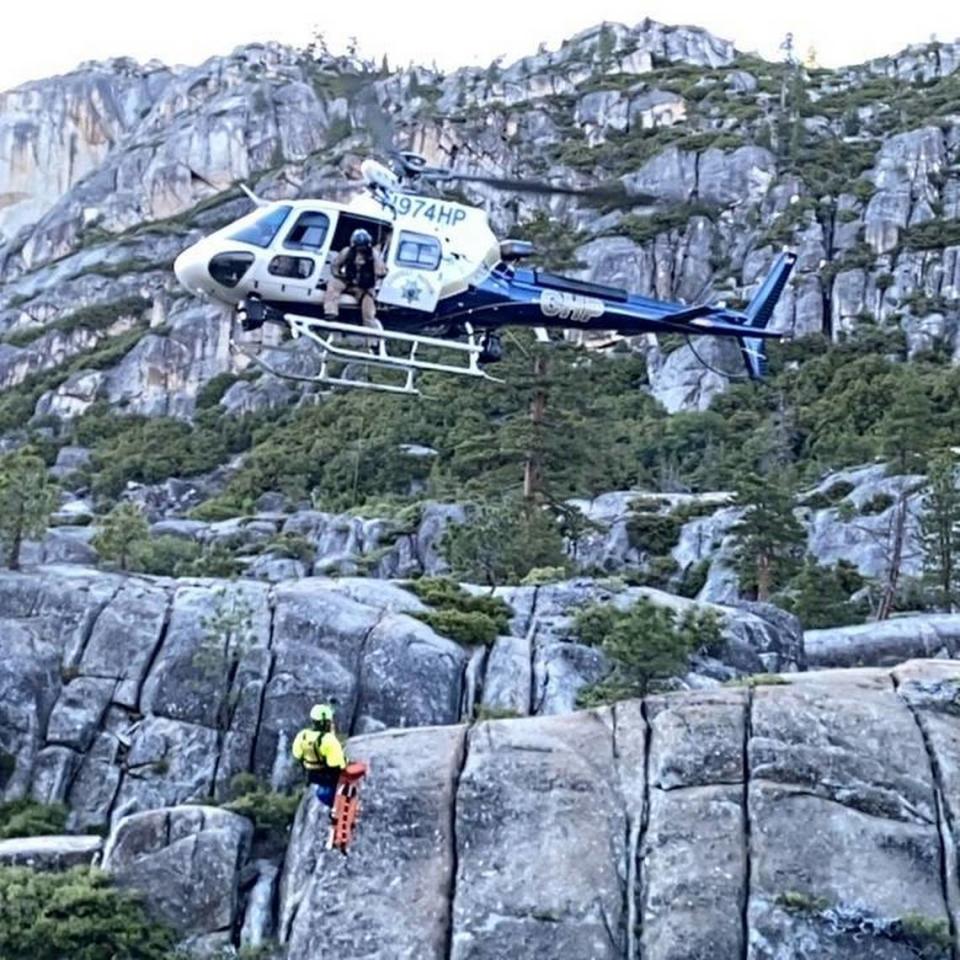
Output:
[[2, 0, 959, 92]]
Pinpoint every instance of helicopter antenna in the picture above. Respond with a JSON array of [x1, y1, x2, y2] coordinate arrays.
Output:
[[239, 184, 267, 207]]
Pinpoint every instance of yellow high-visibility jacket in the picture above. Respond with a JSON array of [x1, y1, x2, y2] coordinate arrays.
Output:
[[292, 728, 346, 771]]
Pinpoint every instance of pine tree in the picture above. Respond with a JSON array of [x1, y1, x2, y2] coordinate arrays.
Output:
[[0, 449, 58, 570], [881, 379, 934, 474], [776, 557, 866, 628], [441, 497, 568, 586], [730, 472, 805, 601], [920, 453, 960, 610], [575, 599, 722, 702], [596, 23, 616, 70], [92, 502, 149, 572]]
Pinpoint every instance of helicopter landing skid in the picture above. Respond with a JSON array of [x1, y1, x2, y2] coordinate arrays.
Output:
[[230, 339, 422, 396], [232, 312, 502, 396], [285, 314, 502, 380]]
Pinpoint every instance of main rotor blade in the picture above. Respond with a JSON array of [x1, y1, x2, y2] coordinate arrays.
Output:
[[434, 171, 656, 205]]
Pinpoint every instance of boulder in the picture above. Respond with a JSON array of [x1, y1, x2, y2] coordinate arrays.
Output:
[[103, 805, 252, 938], [0, 834, 103, 870], [807, 615, 960, 668], [280, 725, 465, 959], [450, 712, 624, 959]]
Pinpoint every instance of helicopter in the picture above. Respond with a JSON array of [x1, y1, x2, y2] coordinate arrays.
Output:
[[174, 144, 797, 396]]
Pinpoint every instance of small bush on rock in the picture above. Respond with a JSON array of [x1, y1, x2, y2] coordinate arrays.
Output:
[[223, 774, 299, 857], [0, 799, 68, 839], [575, 598, 723, 704], [416, 608, 501, 647]]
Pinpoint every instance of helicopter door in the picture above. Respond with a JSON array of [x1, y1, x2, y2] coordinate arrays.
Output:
[[258, 209, 333, 301], [378, 230, 443, 313]]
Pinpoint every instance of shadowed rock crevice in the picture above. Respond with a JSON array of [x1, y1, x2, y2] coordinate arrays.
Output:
[[444, 726, 469, 960], [135, 586, 175, 714], [740, 686, 753, 960], [248, 589, 277, 774], [64, 583, 121, 674], [348, 611, 387, 736], [892, 671, 960, 960], [526, 585, 541, 716], [637, 698, 652, 958]]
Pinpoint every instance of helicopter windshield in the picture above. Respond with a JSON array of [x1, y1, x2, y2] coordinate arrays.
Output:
[[228, 205, 291, 248]]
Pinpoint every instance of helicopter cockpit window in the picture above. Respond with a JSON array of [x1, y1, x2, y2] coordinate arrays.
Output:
[[395, 231, 441, 270], [228, 205, 292, 248], [284, 211, 331, 252]]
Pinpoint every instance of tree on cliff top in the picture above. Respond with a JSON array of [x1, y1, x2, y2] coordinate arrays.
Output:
[[441, 497, 568, 586], [920, 452, 960, 610], [575, 598, 723, 704], [92, 502, 149, 572], [0, 448, 59, 571], [730, 472, 805, 601]]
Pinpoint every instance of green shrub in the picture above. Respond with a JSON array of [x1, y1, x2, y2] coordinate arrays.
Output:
[[407, 577, 511, 629], [670, 500, 723, 524], [776, 890, 829, 914], [860, 492, 894, 515], [473, 704, 521, 721], [2, 296, 150, 348], [177, 543, 244, 579], [441, 499, 569, 587], [262, 533, 314, 563], [726, 673, 789, 688], [632, 555, 680, 590], [677, 559, 711, 599], [189, 496, 250, 522], [574, 598, 724, 703], [626, 511, 682, 554], [92, 502, 150, 571], [775, 558, 868, 629], [616, 203, 719, 245], [223, 775, 299, 855], [415, 609, 502, 647], [0, 799, 68, 839], [520, 565, 568, 585], [901, 218, 960, 251], [0, 866, 178, 960], [82, 410, 260, 501], [801, 480, 855, 510], [0, 328, 148, 435], [195, 373, 240, 410], [896, 913, 953, 956], [132, 535, 202, 577]]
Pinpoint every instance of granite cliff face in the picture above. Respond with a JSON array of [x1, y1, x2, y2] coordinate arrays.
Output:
[[5, 640, 959, 959], [0, 565, 801, 827]]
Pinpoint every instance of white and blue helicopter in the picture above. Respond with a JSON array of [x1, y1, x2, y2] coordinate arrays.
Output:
[[174, 147, 796, 396]]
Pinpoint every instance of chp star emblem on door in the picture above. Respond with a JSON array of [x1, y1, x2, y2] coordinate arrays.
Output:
[[401, 279, 422, 304]]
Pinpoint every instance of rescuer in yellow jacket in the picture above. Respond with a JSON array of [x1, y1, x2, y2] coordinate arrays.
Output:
[[292, 703, 347, 812]]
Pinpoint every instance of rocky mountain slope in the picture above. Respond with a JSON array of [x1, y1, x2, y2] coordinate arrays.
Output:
[[1, 20, 958, 416]]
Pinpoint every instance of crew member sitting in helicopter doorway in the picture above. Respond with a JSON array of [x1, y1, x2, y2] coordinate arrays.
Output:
[[292, 703, 347, 818], [324, 228, 386, 344]]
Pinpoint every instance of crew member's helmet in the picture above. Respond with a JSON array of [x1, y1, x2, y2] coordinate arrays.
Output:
[[350, 228, 373, 248], [310, 703, 334, 728]]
